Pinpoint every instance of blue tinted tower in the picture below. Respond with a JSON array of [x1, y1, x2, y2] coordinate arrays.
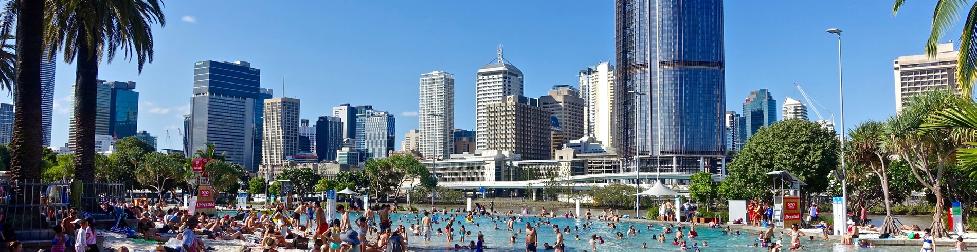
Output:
[[617, 0, 726, 173]]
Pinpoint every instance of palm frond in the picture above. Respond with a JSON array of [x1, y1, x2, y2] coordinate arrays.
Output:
[[45, 0, 165, 72], [926, 0, 970, 57], [894, 0, 908, 14], [958, 4, 977, 98]]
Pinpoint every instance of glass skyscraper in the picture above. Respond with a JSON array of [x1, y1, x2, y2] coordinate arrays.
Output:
[[742, 89, 777, 140], [41, 54, 56, 146], [617, 0, 726, 173], [190, 60, 264, 171], [108, 81, 138, 138]]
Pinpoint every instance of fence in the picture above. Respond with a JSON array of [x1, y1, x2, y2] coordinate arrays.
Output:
[[0, 180, 128, 230]]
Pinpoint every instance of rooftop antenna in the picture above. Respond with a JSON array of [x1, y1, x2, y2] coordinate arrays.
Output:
[[497, 44, 504, 64]]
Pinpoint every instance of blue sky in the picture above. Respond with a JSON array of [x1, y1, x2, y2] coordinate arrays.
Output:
[[17, 1, 956, 150]]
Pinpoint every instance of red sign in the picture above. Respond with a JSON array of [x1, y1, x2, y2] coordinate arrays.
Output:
[[783, 196, 801, 227], [191, 158, 209, 172], [200, 189, 211, 197]]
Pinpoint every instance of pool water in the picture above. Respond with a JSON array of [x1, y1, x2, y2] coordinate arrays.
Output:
[[383, 213, 918, 251], [221, 210, 918, 251]]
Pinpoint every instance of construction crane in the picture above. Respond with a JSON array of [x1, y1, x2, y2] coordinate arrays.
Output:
[[795, 83, 835, 125]]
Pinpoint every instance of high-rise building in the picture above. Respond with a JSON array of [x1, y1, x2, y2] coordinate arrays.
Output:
[[724, 111, 741, 152], [742, 89, 777, 140], [332, 104, 373, 142], [452, 129, 476, 154], [0, 103, 12, 144], [419, 71, 454, 160], [315, 116, 343, 161], [782, 97, 808, 121], [41, 54, 56, 146], [401, 129, 420, 153], [475, 46, 523, 151], [355, 111, 395, 159], [579, 62, 618, 152], [134, 130, 157, 149], [68, 80, 139, 151], [190, 60, 263, 171], [183, 114, 192, 157], [262, 97, 300, 166], [484, 96, 551, 160], [549, 115, 565, 158], [254, 88, 273, 168], [617, 0, 726, 173], [299, 119, 316, 153], [540, 85, 585, 141], [894, 43, 960, 112], [108, 81, 139, 138]]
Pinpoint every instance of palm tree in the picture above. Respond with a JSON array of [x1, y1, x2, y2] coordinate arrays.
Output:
[[923, 99, 977, 176], [2, 0, 45, 187], [44, 0, 165, 182], [894, 0, 977, 97], [887, 91, 968, 238], [847, 121, 899, 235]]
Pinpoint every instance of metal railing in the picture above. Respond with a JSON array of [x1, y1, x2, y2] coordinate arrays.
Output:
[[0, 180, 128, 231]]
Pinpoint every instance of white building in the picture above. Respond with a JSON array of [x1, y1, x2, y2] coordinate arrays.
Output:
[[401, 129, 420, 153], [578, 62, 618, 153], [418, 71, 454, 160], [95, 134, 114, 153], [421, 150, 520, 182], [894, 43, 959, 112], [262, 97, 301, 166], [782, 97, 808, 120], [299, 119, 316, 153], [475, 46, 523, 151]]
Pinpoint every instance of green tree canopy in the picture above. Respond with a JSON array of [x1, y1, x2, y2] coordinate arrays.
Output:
[[136, 152, 185, 200], [689, 172, 717, 206], [721, 119, 839, 200], [205, 159, 244, 193], [276, 167, 320, 196], [248, 177, 266, 195]]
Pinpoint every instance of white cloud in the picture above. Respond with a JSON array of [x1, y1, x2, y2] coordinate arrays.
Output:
[[53, 95, 73, 115], [181, 15, 197, 24], [400, 111, 418, 117], [142, 101, 190, 116]]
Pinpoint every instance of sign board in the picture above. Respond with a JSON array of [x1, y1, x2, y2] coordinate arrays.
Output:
[[832, 196, 846, 236], [466, 197, 473, 212], [195, 184, 216, 213], [327, 190, 337, 200], [191, 158, 209, 173], [236, 193, 248, 209], [953, 201, 964, 234], [729, 200, 747, 224], [782, 196, 801, 228]]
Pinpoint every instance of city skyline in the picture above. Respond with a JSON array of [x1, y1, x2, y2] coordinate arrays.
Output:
[[20, 1, 959, 151]]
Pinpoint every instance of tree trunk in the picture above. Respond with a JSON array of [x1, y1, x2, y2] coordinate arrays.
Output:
[[931, 188, 948, 238], [879, 170, 899, 235], [72, 30, 99, 183], [9, 0, 44, 186]]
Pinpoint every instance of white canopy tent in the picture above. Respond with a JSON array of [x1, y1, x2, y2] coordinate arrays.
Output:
[[635, 181, 679, 197]]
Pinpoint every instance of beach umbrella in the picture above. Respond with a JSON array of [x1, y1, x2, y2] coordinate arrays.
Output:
[[338, 188, 358, 195]]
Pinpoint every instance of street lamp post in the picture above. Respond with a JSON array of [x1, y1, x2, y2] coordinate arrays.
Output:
[[826, 27, 847, 234], [629, 90, 647, 218]]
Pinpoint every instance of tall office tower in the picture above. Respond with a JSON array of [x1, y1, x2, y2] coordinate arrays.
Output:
[[355, 111, 395, 159], [579, 62, 618, 152], [742, 89, 776, 140], [332, 104, 373, 141], [190, 60, 263, 171], [894, 43, 960, 112], [315, 116, 343, 161], [68, 80, 139, 150], [452, 129, 476, 154], [401, 129, 420, 153], [475, 46, 524, 150], [419, 71, 455, 160], [108, 81, 138, 138], [261, 97, 300, 166], [540, 85, 585, 141], [253, 88, 273, 168], [134, 131, 157, 149], [298, 119, 316, 153], [41, 54, 56, 146], [484, 96, 551, 160], [617, 0, 726, 173], [549, 115, 565, 158], [782, 97, 808, 121], [0, 103, 12, 144], [183, 114, 192, 156], [724, 111, 741, 152]]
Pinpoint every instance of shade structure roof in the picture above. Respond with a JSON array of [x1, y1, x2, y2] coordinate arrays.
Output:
[[636, 181, 679, 197]]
